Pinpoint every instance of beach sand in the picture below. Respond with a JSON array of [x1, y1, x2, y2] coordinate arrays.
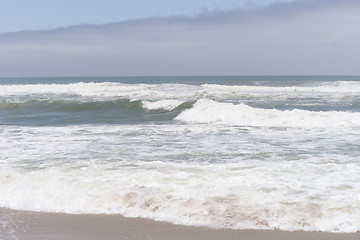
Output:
[[0, 208, 359, 240]]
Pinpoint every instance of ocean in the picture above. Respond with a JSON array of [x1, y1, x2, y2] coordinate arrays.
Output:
[[0, 76, 359, 233]]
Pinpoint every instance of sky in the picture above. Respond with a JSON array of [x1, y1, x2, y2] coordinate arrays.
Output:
[[1, 0, 360, 77], [0, 0, 291, 33]]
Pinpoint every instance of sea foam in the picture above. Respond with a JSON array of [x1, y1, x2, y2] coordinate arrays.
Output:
[[1, 81, 360, 103], [176, 99, 360, 129], [1, 125, 359, 233], [142, 100, 184, 111]]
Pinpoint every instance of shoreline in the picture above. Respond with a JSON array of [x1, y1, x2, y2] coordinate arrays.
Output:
[[1, 208, 359, 240]]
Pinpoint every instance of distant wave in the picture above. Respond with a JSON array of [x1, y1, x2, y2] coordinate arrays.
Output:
[[0, 82, 197, 101], [1, 81, 360, 101], [201, 81, 360, 94]]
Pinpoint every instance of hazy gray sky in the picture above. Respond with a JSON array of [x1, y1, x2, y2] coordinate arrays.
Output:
[[1, 0, 360, 77], [0, 0, 293, 33]]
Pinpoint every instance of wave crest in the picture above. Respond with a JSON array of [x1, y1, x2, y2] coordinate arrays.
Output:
[[176, 99, 360, 129]]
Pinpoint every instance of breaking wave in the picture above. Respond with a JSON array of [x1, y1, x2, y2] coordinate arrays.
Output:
[[176, 99, 360, 129], [1, 81, 360, 101]]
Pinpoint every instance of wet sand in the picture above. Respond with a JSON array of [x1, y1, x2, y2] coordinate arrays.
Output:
[[0, 208, 359, 240]]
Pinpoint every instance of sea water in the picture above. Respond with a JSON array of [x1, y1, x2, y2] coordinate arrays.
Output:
[[0, 76, 359, 232]]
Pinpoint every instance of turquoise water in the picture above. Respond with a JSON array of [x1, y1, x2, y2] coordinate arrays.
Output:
[[0, 76, 360, 232]]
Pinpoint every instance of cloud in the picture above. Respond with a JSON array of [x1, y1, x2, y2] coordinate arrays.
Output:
[[1, 0, 360, 77]]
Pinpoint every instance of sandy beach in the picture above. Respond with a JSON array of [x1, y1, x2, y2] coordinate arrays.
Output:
[[0, 208, 359, 240]]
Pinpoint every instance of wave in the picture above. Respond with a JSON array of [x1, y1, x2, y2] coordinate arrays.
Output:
[[0, 99, 142, 112], [0, 98, 196, 126], [0, 99, 194, 113], [2, 97, 360, 129], [142, 100, 184, 111], [1, 81, 360, 101], [176, 99, 360, 129], [201, 81, 360, 94], [0, 82, 197, 101], [2, 81, 360, 126]]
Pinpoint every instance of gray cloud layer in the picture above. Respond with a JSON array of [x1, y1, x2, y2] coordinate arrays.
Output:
[[1, 0, 360, 77]]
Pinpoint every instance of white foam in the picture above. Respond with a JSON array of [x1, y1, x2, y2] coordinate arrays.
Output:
[[201, 81, 360, 94], [1, 159, 359, 232], [0, 82, 197, 102], [142, 100, 184, 111], [0, 125, 359, 232], [1, 81, 360, 103], [176, 99, 360, 129]]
